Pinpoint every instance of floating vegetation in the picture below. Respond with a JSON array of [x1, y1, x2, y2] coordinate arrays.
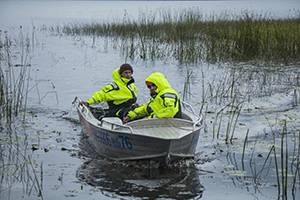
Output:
[[48, 8, 300, 65]]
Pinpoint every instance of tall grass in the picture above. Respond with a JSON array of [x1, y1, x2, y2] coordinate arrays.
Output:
[[50, 8, 300, 65], [212, 95, 243, 142], [0, 27, 32, 124]]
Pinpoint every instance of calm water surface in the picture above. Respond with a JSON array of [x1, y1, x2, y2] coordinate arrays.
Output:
[[1, 1, 300, 200]]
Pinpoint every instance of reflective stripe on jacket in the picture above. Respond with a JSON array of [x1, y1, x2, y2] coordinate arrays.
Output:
[[127, 72, 181, 120], [86, 68, 137, 116]]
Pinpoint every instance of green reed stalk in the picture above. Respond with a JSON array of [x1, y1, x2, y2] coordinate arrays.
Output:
[[198, 68, 206, 116], [292, 159, 300, 197], [183, 62, 192, 101], [281, 120, 287, 198], [280, 121, 285, 198], [261, 144, 280, 196], [292, 131, 300, 196], [213, 100, 234, 139], [249, 132, 259, 175], [216, 112, 223, 139], [256, 145, 275, 179], [225, 95, 236, 143], [23, 60, 31, 120], [259, 109, 276, 140], [230, 67, 235, 98], [230, 102, 243, 142], [241, 129, 249, 171], [14, 27, 29, 116], [0, 28, 33, 124]]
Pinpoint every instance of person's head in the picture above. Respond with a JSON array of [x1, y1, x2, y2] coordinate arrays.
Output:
[[146, 81, 157, 94], [119, 63, 133, 79]]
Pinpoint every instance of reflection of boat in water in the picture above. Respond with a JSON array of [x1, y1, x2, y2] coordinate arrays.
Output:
[[73, 96, 203, 165], [76, 159, 204, 199], [77, 131, 204, 199]]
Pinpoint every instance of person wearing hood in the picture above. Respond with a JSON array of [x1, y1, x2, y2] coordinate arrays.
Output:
[[80, 63, 138, 120], [123, 72, 181, 124]]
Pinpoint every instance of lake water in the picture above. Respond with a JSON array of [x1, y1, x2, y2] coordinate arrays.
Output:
[[1, 1, 300, 200]]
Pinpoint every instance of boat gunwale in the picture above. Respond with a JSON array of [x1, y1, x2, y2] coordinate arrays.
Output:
[[73, 96, 203, 140]]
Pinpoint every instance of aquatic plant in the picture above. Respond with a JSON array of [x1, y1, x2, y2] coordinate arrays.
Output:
[[0, 27, 60, 125], [212, 95, 243, 142], [50, 8, 300, 65], [218, 119, 300, 199], [182, 59, 193, 101], [0, 27, 32, 123]]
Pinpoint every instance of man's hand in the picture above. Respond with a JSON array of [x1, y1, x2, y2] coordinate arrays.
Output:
[[123, 116, 131, 124], [80, 101, 88, 107]]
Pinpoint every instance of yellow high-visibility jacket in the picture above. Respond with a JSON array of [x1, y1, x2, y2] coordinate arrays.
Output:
[[86, 68, 138, 117], [127, 72, 181, 120]]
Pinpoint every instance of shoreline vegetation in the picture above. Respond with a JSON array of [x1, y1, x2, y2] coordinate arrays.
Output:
[[48, 8, 300, 65]]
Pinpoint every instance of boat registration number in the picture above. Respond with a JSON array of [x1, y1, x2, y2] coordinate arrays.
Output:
[[92, 129, 132, 150]]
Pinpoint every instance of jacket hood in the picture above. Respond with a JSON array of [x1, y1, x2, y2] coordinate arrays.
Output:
[[145, 72, 171, 93], [112, 68, 132, 84]]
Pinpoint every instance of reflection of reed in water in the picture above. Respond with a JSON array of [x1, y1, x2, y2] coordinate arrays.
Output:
[[217, 122, 300, 200], [77, 132, 204, 199], [0, 127, 43, 199]]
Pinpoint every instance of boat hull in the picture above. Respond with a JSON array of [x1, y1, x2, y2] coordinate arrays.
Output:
[[74, 97, 203, 164]]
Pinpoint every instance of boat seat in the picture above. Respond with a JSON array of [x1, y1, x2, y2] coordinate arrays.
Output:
[[101, 117, 123, 125]]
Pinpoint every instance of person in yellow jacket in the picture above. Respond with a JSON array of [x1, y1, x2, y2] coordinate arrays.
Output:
[[123, 72, 181, 124], [80, 63, 138, 120]]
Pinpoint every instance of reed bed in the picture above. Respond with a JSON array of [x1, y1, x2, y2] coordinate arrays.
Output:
[[0, 27, 33, 124], [0, 26, 57, 125], [50, 8, 300, 65], [196, 57, 299, 198], [1, 27, 46, 197]]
